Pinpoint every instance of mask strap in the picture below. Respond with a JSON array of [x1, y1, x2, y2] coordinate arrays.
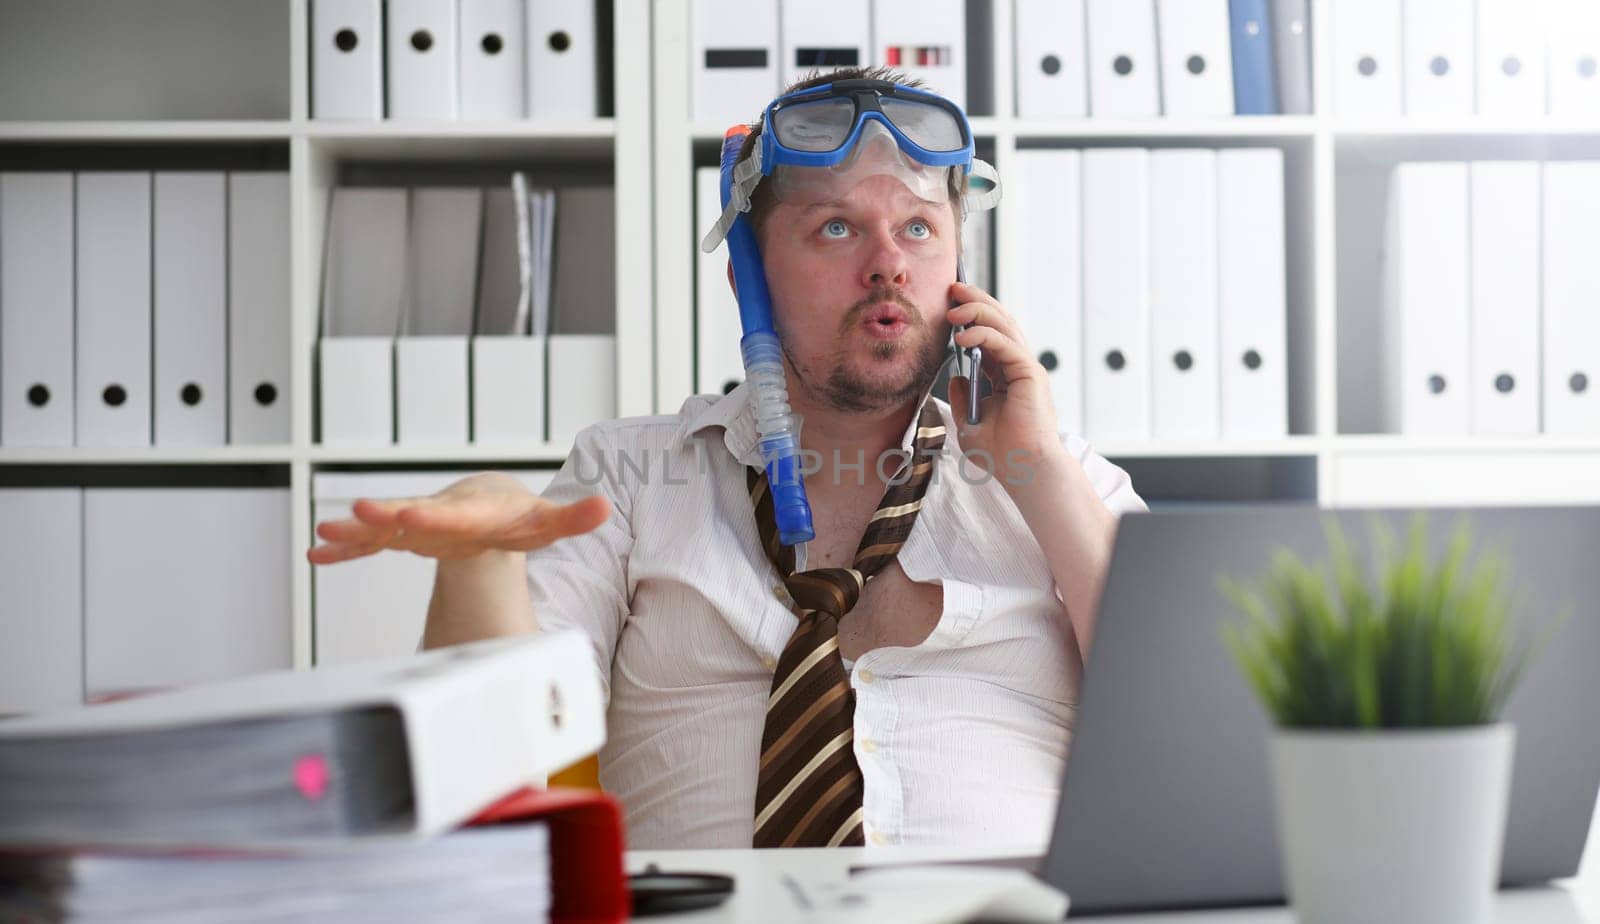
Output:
[[701, 146, 766, 253]]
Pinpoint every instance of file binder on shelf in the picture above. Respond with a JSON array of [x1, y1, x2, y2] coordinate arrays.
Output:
[[82, 488, 293, 700], [1081, 148, 1150, 440], [227, 172, 292, 446], [1547, 0, 1600, 117], [694, 167, 745, 397], [1149, 150, 1220, 439], [473, 180, 550, 444], [1085, 0, 1160, 117], [1476, 0, 1547, 116], [153, 172, 227, 448], [311, 0, 382, 120], [459, 0, 527, 120], [0, 489, 83, 715], [1469, 162, 1541, 437], [1402, 0, 1475, 116], [0, 172, 75, 448], [872, 0, 968, 109], [1382, 162, 1470, 436], [1227, 0, 1278, 114], [1217, 149, 1288, 437], [75, 172, 153, 449], [781, 0, 870, 91], [1012, 149, 1085, 436], [397, 188, 481, 446], [1541, 161, 1600, 437], [548, 186, 618, 443], [692, 0, 779, 124], [1332, 0, 1402, 116], [1270, 0, 1312, 114], [1157, 0, 1236, 117], [387, 0, 461, 120], [1014, 0, 1089, 118], [319, 187, 409, 447], [527, 0, 599, 119]]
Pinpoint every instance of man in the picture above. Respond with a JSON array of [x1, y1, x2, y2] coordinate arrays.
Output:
[[309, 66, 1144, 850]]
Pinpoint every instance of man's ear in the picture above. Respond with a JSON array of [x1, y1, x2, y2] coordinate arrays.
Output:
[[726, 260, 737, 298]]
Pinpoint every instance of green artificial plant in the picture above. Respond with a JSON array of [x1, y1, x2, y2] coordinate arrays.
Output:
[[1221, 515, 1552, 729]]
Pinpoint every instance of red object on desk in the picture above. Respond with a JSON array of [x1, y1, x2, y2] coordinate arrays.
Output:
[[469, 786, 630, 924]]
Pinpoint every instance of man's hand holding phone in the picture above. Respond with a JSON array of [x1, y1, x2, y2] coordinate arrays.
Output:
[[306, 472, 610, 565]]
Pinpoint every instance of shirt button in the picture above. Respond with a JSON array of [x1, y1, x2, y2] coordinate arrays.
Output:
[[761, 655, 778, 670], [771, 583, 789, 602], [870, 831, 889, 846], [858, 669, 875, 684], [860, 738, 878, 754]]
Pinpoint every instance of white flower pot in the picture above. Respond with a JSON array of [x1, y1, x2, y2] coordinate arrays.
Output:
[[1269, 723, 1515, 924]]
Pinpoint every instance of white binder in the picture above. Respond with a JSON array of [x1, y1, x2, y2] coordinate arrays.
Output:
[[83, 488, 292, 699], [1012, 150, 1084, 435], [1149, 150, 1219, 439], [320, 187, 408, 446], [311, 470, 557, 667], [228, 172, 292, 446], [1085, 0, 1160, 117], [547, 335, 616, 443], [0, 489, 83, 714], [1469, 163, 1541, 437], [153, 172, 227, 448], [1155, 0, 1235, 117], [547, 186, 617, 442], [1081, 148, 1150, 440], [1382, 162, 1470, 436], [692, 0, 778, 124], [1218, 148, 1288, 437], [1014, 0, 1088, 117], [397, 188, 481, 446], [388, 0, 461, 120], [781, 0, 871, 89], [1542, 161, 1600, 436], [1332, 0, 1402, 116], [0, 173, 74, 448], [311, 0, 383, 119], [472, 185, 546, 444], [872, 0, 967, 108], [527, 0, 598, 119], [459, 0, 526, 119], [695, 167, 745, 397], [1403, 0, 1475, 115], [1547, 0, 1600, 116], [1477, 0, 1548, 116], [75, 172, 152, 448], [4, 630, 604, 848]]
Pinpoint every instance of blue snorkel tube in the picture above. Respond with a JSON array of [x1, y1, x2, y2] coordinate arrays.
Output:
[[718, 126, 815, 547]]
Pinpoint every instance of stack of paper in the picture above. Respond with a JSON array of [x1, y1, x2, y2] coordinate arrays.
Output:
[[0, 825, 552, 924]]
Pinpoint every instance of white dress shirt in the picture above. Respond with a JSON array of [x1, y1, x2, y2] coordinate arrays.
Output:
[[529, 383, 1146, 849]]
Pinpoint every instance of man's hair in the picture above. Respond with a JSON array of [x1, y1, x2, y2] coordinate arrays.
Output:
[[732, 65, 967, 241]]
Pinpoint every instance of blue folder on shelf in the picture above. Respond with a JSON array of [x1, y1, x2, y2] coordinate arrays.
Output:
[[1228, 0, 1278, 114]]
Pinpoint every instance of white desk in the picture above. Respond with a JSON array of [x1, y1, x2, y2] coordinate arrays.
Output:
[[625, 844, 1600, 923]]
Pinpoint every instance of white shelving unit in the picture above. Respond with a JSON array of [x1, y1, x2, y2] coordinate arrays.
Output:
[[652, 0, 1600, 512], [0, 0, 651, 671], [5, 0, 1600, 683]]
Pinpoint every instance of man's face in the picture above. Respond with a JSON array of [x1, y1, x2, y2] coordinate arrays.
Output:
[[757, 174, 958, 414]]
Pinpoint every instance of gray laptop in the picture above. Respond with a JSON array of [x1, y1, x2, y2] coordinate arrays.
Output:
[[1040, 505, 1600, 915]]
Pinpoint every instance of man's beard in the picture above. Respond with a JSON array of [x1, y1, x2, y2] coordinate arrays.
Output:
[[781, 288, 951, 414]]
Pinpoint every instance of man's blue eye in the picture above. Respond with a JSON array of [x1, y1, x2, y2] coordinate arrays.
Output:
[[906, 220, 931, 239], [822, 219, 849, 238]]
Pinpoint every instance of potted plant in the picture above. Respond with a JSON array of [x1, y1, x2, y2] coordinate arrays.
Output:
[[1221, 515, 1550, 924]]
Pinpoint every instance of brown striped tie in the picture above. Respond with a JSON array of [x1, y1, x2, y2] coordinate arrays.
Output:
[[747, 398, 946, 848]]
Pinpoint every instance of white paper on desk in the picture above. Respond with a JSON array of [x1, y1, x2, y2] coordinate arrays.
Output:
[[0, 631, 604, 849], [824, 866, 1068, 923]]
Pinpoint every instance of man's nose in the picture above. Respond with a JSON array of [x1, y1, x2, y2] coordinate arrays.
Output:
[[861, 230, 910, 288]]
